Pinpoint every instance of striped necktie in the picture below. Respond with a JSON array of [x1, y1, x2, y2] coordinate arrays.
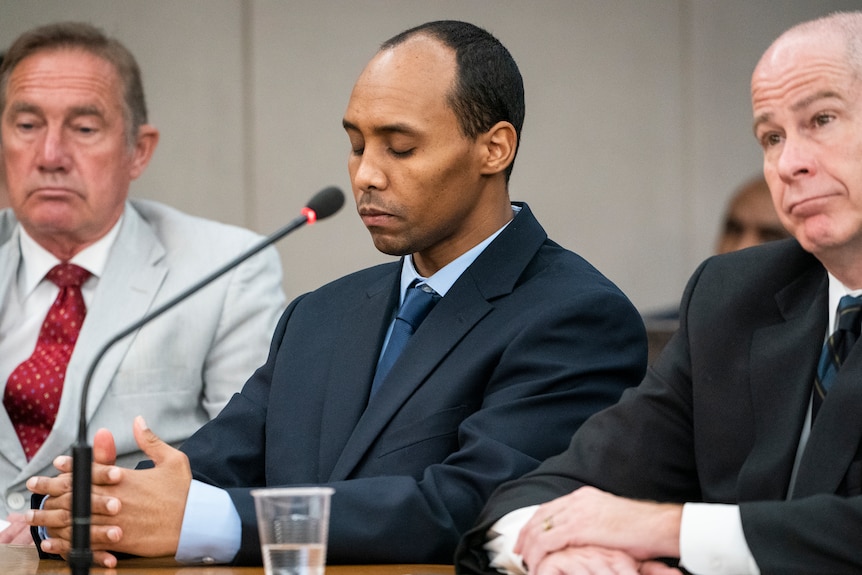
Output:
[[813, 294, 862, 420]]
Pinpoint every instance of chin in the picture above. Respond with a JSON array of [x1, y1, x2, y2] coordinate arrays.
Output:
[[798, 233, 851, 257], [369, 235, 412, 258]]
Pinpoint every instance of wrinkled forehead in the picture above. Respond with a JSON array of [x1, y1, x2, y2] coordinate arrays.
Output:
[[750, 33, 859, 135]]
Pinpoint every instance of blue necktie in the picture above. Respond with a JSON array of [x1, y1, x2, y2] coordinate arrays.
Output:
[[370, 283, 440, 397], [813, 294, 862, 419]]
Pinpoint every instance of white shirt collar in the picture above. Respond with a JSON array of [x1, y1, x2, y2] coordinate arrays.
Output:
[[18, 214, 124, 296], [826, 271, 862, 332]]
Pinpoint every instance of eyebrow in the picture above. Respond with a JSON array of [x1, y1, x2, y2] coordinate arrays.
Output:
[[68, 105, 105, 120], [8, 101, 105, 120], [752, 90, 844, 134], [8, 101, 41, 116], [342, 118, 420, 137]]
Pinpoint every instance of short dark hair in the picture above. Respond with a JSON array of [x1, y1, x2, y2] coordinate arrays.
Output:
[[382, 21, 524, 181], [0, 22, 147, 147]]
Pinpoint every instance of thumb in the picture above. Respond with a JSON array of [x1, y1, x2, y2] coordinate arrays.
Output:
[[132, 416, 174, 465], [93, 428, 118, 465]]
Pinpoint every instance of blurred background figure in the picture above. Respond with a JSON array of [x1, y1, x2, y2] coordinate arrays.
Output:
[[715, 175, 789, 255], [644, 174, 789, 362]]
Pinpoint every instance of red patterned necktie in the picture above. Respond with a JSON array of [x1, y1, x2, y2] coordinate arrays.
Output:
[[3, 263, 90, 460]]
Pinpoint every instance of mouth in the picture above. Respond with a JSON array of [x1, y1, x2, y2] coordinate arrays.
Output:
[[357, 206, 397, 228], [29, 186, 79, 198], [788, 192, 840, 217]]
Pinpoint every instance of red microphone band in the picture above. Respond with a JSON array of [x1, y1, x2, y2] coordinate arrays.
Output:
[[301, 207, 318, 224]]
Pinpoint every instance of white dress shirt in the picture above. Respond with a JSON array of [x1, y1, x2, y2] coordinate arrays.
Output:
[[0, 219, 121, 392]]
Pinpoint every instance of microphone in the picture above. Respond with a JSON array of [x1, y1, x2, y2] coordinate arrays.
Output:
[[69, 186, 345, 574]]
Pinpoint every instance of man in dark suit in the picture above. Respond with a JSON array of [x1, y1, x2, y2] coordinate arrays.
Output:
[[456, 11, 862, 575], [26, 20, 646, 567]]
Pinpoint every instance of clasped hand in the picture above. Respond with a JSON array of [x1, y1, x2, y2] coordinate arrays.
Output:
[[25, 416, 192, 568], [514, 486, 684, 575]]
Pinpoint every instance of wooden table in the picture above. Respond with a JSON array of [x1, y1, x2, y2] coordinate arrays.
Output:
[[1, 545, 455, 575]]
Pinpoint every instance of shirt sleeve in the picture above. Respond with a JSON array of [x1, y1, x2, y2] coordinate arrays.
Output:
[[483, 505, 539, 575], [679, 503, 760, 575], [175, 479, 242, 564]]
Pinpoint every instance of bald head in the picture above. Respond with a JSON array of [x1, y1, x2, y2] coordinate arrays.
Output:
[[755, 11, 862, 81]]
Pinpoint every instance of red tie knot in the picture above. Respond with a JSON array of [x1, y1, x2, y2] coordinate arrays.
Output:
[[46, 263, 91, 289]]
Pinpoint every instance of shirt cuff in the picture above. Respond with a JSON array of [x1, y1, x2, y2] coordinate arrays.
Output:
[[679, 502, 760, 575], [37, 496, 48, 541], [175, 479, 241, 564], [484, 505, 539, 575]]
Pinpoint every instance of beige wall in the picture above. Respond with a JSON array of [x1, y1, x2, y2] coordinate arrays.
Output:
[[1, 0, 858, 312]]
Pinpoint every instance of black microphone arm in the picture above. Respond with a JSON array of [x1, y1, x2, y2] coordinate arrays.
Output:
[[68, 186, 345, 574]]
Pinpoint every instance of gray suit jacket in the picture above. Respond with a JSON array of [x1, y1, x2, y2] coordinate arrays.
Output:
[[0, 199, 285, 516], [457, 238, 862, 574]]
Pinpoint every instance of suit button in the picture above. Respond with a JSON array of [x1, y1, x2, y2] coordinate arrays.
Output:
[[7, 492, 26, 511]]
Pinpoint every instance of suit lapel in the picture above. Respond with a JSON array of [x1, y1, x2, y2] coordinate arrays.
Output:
[[30, 204, 168, 474], [327, 274, 493, 481], [326, 203, 547, 481], [794, 318, 862, 496], [739, 265, 827, 500], [0, 226, 28, 470], [317, 270, 398, 480]]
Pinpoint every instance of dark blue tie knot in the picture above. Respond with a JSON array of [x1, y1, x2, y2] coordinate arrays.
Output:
[[813, 294, 862, 418], [397, 283, 440, 330], [369, 282, 441, 398], [836, 295, 862, 335]]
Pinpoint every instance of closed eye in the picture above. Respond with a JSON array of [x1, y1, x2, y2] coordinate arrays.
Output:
[[389, 148, 414, 158]]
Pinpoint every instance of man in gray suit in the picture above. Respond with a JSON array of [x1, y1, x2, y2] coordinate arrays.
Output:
[[457, 11, 862, 575], [0, 23, 285, 542]]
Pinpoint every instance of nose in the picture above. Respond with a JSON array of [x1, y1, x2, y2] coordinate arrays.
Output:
[[775, 134, 815, 182], [37, 126, 72, 173], [351, 149, 387, 192]]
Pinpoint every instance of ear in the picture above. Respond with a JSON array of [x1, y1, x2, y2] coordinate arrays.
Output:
[[129, 124, 160, 180], [479, 120, 517, 176]]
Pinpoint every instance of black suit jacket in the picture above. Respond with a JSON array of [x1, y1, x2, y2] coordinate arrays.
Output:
[[179, 203, 647, 565], [457, 238, 862, 574]]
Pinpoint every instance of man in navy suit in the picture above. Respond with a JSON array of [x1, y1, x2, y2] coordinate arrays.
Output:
[[457, 11, 862, 575], [27, 20, 646, 567]]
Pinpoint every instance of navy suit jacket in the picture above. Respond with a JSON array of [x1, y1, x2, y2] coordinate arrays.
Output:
[[457, 238, 862, 575], [180, 203, 647, 564]]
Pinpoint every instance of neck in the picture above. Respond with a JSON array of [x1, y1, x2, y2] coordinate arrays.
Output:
[[819, 248, 862, 290], [412, 199, 514, 277], [34, 236, 91, 262]]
